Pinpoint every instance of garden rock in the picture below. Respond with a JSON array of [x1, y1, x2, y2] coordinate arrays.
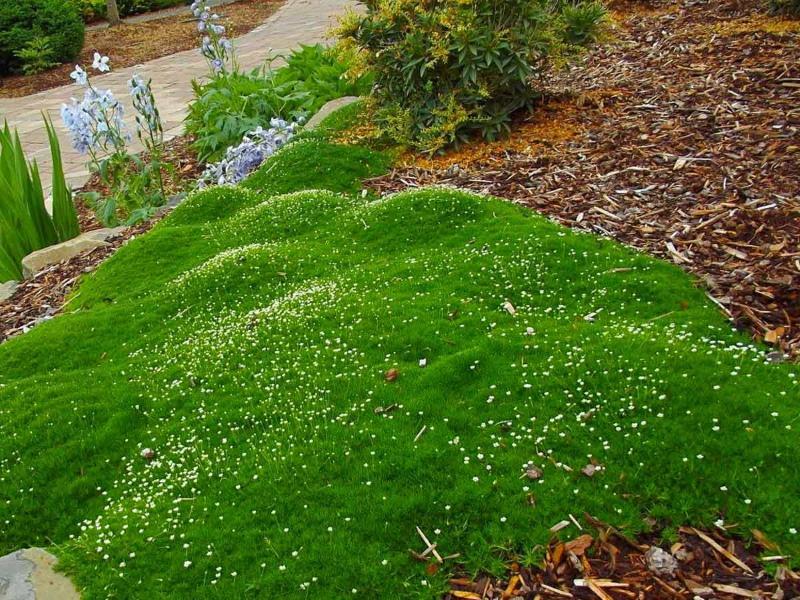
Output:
[[0, 548, 79, 599], [155, 193, 188, 217], [21, 228, 125, 279], [305, 96, 361, 130], [0, 281, 18, 303], [80, 227, 127, 244], [645, 546, 679, 577]]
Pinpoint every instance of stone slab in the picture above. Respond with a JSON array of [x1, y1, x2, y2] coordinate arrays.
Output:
[[22, 236, 109, 279], [305, 96, 362, 130], [0, 281, 19, 303], [0, 548, 79, 600], [81, 227, 127, 243]]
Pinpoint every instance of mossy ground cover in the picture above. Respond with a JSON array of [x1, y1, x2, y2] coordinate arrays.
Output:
[[0, 112, 798, 598]]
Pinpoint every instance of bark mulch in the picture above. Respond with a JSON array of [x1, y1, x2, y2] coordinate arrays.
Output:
[[439, 519, 800, 600], [0, 133, 201, 343], [0, 0, 284, 98], [364, 0, 800, 358], [0, 221, 154, 342]]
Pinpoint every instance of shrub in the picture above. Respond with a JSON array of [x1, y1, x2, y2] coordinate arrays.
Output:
[[72, 0, 186, 22], [185, 44, 372, 162], [13, 37, 58, 76], [0, 119, 79, 282], [0, 0, 85, 75], [72, 0, 107, 22], [337, 0, 607, 153], [770, 0, 800, 16]]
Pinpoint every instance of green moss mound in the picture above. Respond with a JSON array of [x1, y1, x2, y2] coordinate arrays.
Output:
[[0, 138, 797, 598]]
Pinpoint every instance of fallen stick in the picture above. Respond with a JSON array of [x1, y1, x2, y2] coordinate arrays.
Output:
[[416, 526, 443, 563], [691, 528, 753, 574]]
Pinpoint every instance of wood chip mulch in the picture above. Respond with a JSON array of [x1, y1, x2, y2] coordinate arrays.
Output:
[[441, 518, 800, 600], [0, 220, 155, 343], [79, 132, 205, 201], [364, 0, 800, 358], [0, 0, 285, 98], [0, 133, 201, 343]]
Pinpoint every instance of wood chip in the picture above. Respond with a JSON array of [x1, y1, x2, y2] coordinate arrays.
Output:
[[691, 528, 753, 574]]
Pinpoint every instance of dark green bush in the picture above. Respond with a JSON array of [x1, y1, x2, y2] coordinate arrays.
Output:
[[185, 44, 373, 162], [72, 0, 186, 23], [770, 0, 800, 16], [0, 0, 85, 75], [337, 0, 607, 153]]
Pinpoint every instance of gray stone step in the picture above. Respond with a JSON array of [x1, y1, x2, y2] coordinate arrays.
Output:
[[0, 548, 79, 600]]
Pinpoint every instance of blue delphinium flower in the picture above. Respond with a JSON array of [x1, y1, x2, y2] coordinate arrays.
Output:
[[70, 65, 88, 85], [128, 73, 163, 143], [198, 120, 300, 188], [59, 55, 169, 224], [60, 99, 94, 154], [192, 0, 235, 76]]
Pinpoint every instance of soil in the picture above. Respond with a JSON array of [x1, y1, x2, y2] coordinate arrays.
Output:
[[365, 0, 800, 358], [0, 0, 284, 98]]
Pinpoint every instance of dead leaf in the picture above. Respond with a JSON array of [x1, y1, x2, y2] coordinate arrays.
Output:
[[673, 157, 689, 170], [524, 464, 543, 480], [564, 534, 594, 557], [764, 327, 784, 344], [751, 529, 779, 551], [581, 464, 601, 477]]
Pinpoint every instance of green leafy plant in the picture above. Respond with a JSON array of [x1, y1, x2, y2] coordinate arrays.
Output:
[[13, 36, 58, 75], [0, 0, 84, 75], [337, 0, 606, 153], [556, 0, 610, 46], [45, 118, 81, 242], [770, 0, 800, 16], [72, 0, 107, 22], [185, 44, 372, 162], [0, 118, 79, 282]]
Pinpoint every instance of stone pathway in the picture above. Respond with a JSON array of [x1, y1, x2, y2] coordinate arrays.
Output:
[[0, 0, 355, 195]]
